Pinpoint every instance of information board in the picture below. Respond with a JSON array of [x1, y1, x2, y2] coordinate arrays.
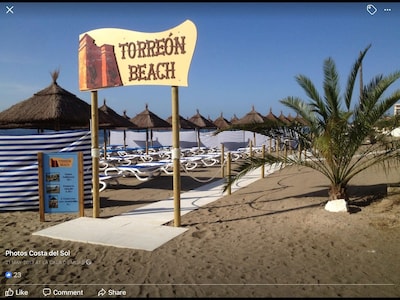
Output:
[[38, 152, 84, 221]]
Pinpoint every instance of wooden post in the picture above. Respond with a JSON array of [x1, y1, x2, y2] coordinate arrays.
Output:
[[261, 144, 265, 178], [227, 152, 231, 195], [269, 137, 272, 153], [284, 140, 288, 158], [298, 139, 302, 161], [78, 152, 85, 217], [172, 86, 181, 227], [221, 143, 225, 177], [276, 138, 280, 155], [103, 129, 107, 160], [91, 90, 100, 218], [37, 152, 45, 222]]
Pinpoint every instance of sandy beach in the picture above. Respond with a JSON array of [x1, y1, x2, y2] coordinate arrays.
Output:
[[1, 161, 400, 298]]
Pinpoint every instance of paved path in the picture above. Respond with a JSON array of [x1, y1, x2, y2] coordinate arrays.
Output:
[[33, 164, 281, 251]]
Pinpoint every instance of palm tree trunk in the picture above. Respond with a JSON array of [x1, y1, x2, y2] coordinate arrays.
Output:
[[328, 184, 348, 201]]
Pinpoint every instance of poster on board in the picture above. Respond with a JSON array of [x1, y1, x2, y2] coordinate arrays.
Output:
[[38, 152, 84, 220]]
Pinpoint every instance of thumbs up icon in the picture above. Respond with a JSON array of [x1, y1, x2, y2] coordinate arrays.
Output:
[[5, 288, 14, 297]]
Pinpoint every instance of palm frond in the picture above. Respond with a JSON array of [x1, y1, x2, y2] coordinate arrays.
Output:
[[323, 57, 341, 118], [295, 74, 328, 122], [344, 44, 371, 109]]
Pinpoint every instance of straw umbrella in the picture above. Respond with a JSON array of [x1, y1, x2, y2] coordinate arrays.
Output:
[[119, 110, 139, 149], [165, 115, 197, 130], [165, 115, 197, 149], [0, 70, 113, 130], [236, 105, 266, 125], [188, 109, 217, 129], [286, 113, 295, 124], [213, 112, 231, 130], [278, 110, 291, 126], [264, 107, 280, 123], [99, 99, 138, 129], [188, 109, 217, 147], [235, 105, 267, 146], [130, 104, 171, 153], [99, 99, 138, 157], [230, 114, 240, 125]]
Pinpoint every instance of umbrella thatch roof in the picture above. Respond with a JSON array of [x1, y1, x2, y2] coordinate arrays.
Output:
[[286, 113, 295, 123], [130, 104, 171, 129], [166, 115, 197, 129], [213, 112, 231, 129], [122, 110, 130, 120], [188, 109, 216, 129], [278, 110, 291, 125], [294, 113, 308, 126], [230, 113, 240, 124], [99, 99, 138, 129], [236, 105, 266, 125], [265, 107, 280, 122], [0, 70, 113, 130]]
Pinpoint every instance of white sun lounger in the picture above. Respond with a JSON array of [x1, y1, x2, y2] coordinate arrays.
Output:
[[104, 162, 171, 181], [99, 174, 121, 192]]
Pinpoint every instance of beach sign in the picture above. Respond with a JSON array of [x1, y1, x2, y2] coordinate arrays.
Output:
[[38, 152, 84, 221], [78, 20, 197, 226], [78, 19, 197, 91]]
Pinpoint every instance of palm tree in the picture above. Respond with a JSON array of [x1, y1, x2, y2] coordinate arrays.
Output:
[[226, 45, 400, 203]]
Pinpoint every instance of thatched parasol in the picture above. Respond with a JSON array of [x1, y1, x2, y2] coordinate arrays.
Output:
[[278, 110, 291, 125], [188, 109, 216, 129], [99, 99, 138, 129], [294, 113, 308, 126], [236, 105, 266, 125], [213, 112, 231, 129], [230, 114, 240, 124], [130, 104, 171, 129], [99, 99, 139, 156], [165, 115, 197, 129], [188, 109, 217, 148], [0, 70, 112, 130], [286, 113, 295, 124], [130, 104, 171, 152], [264, 107, 280, 123]]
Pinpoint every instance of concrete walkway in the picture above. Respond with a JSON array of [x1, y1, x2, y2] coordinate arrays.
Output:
[[33, 164, 281, 251]]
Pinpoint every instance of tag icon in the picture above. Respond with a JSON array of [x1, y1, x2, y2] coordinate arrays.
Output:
[[366, 4, 377, 15]]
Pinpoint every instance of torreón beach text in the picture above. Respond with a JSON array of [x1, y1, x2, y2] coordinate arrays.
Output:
[[118, 34, 186, 82]]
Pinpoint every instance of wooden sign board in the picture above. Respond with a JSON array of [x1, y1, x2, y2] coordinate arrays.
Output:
[[78, 19, 197, 90]]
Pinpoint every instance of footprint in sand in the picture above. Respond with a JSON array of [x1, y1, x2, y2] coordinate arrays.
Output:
[[191, 230, 209, 239]]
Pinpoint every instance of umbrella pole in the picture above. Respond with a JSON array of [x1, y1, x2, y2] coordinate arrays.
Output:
[[197, 128, 200, 149], [91, 91, 100, 218], [103, 128, 107, 160], [146, 129, 149, 155], [172, 86, 181, 227]]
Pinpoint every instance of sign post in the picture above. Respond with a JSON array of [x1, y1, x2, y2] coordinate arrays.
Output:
[[171, 86, 181, 226], [78, 20, 197, 225], [91, 90, 100, 218]]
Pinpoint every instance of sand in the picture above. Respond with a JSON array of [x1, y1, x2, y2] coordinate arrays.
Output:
[[1, 161, 400, 298]]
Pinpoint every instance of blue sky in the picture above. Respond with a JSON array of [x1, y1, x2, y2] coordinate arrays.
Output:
[[1, 2, 400, 122]]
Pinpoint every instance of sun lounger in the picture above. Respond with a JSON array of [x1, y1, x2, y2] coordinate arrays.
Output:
[[116, 150, 154, 163], [104, 162, 170, 181], [99, 174, 121, 192], [193, 153, 221, 167]]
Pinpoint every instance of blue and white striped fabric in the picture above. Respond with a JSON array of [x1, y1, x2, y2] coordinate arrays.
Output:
[[0, 130, 92, 211]]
